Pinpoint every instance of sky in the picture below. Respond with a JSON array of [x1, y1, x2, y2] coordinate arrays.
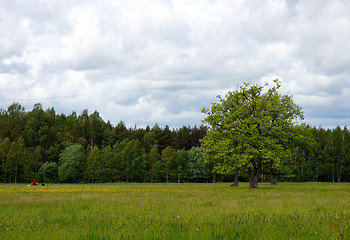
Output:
[[0, 0, 350, 129]]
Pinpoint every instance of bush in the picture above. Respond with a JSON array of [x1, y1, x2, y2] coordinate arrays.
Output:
[[39, 162, 58, 182]]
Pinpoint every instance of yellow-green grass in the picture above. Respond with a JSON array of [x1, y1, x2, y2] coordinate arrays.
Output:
[[0, 182, 349, 239]]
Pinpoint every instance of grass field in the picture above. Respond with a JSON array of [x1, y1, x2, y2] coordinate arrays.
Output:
[[0, 182, 349, 239]]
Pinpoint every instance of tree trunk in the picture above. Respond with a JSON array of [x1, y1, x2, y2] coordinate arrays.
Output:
[[248, 169, 253, 188], [230, 170, 239, 186], [212, 172, 216, 183], [332, 162, 335, 182], [150, 166, 154, 183], [337, 165, 342, 182], [2, 159, 6, 182], [270, 171, 276, 185], [337, 172, 341, 183], [15, 165, 18, 183], [250, 163, 261, 189], [252, 172, 259, 188]]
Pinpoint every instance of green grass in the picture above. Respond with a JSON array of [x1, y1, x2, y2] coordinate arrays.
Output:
[[0, 182, 349, 239]]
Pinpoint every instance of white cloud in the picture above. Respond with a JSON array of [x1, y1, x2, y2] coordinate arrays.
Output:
[[0, 0, 350, 128]]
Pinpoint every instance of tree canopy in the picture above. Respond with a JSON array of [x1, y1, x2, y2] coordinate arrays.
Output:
[[201, 80, 309, 188]]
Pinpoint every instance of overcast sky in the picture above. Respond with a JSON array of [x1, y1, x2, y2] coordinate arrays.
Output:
[[1, 0, 350, 129]]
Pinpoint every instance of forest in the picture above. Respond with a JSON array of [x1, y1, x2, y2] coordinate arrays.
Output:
[[0, 102, 350, 183]]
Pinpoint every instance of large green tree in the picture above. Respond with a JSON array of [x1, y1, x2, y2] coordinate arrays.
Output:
[[201, 80, 306, 188], [188, 147, 208, 182], [148, 144, 160, 182], [0, 138, 11, 182], [7, 137, 27, 183], [85, 146, 102, 182], [58, 144, 84, 183], [161, 146, 176, 183], [174, 149, 189, 183]]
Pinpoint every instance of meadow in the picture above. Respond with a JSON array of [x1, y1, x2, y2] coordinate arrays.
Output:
[[0, 182, 349, 239]]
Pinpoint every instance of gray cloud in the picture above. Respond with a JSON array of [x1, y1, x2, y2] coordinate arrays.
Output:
[[0, 0, 349, 129], [0, 62, 30, 74]]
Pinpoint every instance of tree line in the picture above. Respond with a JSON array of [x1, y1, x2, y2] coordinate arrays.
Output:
[[0, 101, 350, 184], [288, 126, 350, 183], [0, 103, 209, 183]]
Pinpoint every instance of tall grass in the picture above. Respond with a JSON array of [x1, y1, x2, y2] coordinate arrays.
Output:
[[0, 182, 349, 239]]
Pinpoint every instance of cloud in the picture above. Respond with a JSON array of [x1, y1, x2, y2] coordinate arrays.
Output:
[[0, 62, 30, 74], [0, 0, 349, 129]]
